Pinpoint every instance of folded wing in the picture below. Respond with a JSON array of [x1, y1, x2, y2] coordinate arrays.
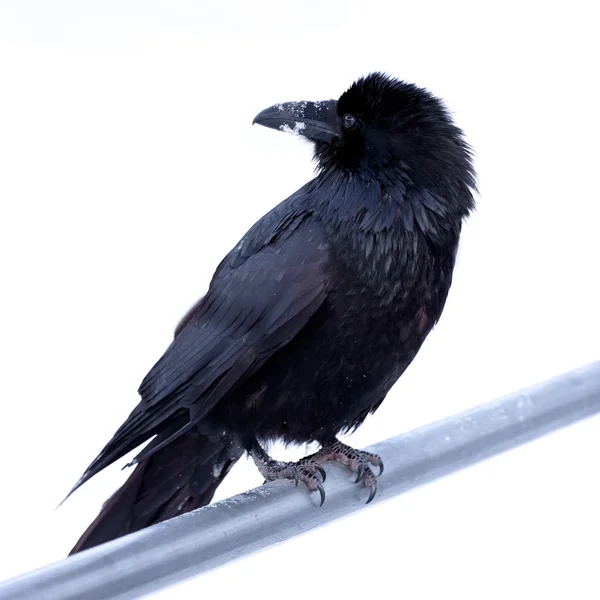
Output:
[[70, 202, 329, 494]]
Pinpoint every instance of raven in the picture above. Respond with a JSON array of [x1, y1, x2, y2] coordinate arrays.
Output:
[[68, 72, 476, 554]]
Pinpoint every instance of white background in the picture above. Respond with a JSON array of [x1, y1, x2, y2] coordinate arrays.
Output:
[[0, 1, 599, 598]]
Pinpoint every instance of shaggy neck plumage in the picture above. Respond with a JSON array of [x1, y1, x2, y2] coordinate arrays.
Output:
[[311, 161, 473, 246]]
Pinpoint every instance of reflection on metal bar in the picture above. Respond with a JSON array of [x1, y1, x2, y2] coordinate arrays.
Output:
[[1, 361, 599, 600]]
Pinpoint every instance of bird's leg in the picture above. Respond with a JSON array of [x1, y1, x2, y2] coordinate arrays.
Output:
[[249, 442, 327, 506], [309, 438, 384, 504]]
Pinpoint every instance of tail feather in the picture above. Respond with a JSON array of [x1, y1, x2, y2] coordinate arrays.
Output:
[[69, 425, 242, 555]]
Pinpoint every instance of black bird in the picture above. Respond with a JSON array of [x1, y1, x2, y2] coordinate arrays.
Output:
[[68, 72, 476, 554]]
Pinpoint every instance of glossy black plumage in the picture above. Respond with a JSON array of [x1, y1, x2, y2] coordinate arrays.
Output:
[[68, 72, 476, 554]]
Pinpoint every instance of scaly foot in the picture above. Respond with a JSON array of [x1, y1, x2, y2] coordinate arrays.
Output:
[[311, 439, 383, 504], [250, 443, 326, 505]]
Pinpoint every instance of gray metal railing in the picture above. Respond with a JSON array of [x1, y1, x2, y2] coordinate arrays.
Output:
[[1, 361, 599, 600]]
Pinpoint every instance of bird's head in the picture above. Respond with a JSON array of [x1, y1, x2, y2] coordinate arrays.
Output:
[[254, 72, 476, 196]]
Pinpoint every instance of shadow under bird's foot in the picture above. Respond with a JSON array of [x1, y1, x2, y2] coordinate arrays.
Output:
[[311, 439, 384, 504]]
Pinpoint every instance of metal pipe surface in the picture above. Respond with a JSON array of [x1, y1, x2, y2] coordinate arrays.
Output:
[[1, 361, 599, 600]]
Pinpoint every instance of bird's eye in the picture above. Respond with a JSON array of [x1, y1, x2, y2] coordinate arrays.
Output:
[[343, 114, 357, 129]]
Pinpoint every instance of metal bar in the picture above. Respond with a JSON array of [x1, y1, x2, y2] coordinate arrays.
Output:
[[2, 361, 600, 600]]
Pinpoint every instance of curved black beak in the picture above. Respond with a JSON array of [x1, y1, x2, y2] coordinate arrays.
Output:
[[253, 99, 338, 144]]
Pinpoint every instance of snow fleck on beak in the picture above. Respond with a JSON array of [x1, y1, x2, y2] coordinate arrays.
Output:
[[279, 122, 307, 136]]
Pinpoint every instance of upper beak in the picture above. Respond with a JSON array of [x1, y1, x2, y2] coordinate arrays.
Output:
[[253, 99, 338, 143]]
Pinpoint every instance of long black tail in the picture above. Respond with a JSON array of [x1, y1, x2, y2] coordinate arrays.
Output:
[[69, 424, 242, 555]]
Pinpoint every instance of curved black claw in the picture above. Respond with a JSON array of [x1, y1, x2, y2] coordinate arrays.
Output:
[[316, 464, 327, 482], [297, 468, 326, 506], [361, 451, 384, 479], [355, 464, 365, 484], [366, 480, 377, 504], [315, 481, 326, 506]]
